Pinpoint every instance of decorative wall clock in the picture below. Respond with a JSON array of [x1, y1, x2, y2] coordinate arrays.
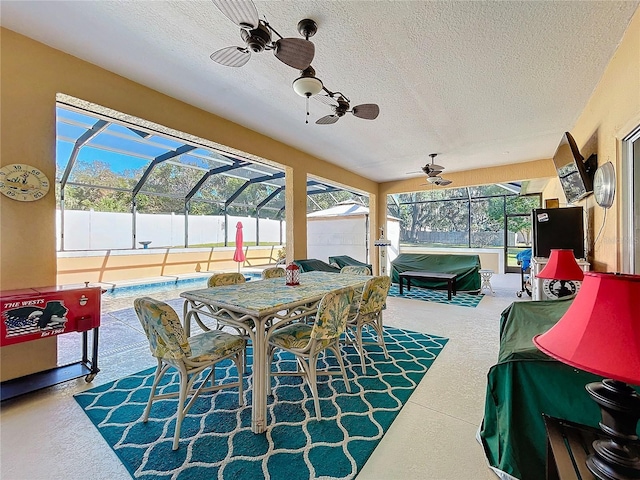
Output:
[[0, 164, 50, 202], [542, 279, 581, 299], [593, 161, 616, 209]]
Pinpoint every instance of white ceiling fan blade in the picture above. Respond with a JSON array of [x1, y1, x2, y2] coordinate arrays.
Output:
[[210, 46, 251, 67], [211, 0, 259, 29]]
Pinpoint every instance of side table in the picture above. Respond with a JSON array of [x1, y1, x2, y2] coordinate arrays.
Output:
[[479, 269, 495, 295], [543, 415, 601, 480]]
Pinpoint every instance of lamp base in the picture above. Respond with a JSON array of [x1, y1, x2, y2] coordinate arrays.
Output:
[[586, 379, 640, 480]]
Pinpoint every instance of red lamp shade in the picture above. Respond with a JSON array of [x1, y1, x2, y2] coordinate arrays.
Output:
[[537, 249, 584, 281], [533, 272, 640, 386]]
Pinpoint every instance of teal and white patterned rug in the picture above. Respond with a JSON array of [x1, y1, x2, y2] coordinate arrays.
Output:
[[387, 284, 483, 308], [75, 327, 447, 479]]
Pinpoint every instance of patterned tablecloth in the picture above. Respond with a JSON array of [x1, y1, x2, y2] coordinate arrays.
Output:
[[180, 271, 370, 315]]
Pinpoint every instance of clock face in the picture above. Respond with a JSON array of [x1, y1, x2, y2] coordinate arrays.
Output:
[[593, 162, 616, 209], [543, 279, 580, 299], [0, 164, 50, 202]]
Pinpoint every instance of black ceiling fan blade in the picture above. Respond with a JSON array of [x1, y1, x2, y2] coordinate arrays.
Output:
[[211, 0, 259, 29], [274, 38, 314, 70], [427, 170, 443, 177], [436, 179, 452, 186], [316, 115, 339, 125], [351, 103, 379, 120], [210, 46, 251, 67]]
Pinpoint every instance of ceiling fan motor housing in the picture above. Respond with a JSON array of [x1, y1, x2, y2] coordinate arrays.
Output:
[[241, 23, 271, 53]]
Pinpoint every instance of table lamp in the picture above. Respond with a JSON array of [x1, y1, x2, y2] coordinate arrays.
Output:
[[534, 272, 640, 480], [537, 249, 585, 298]]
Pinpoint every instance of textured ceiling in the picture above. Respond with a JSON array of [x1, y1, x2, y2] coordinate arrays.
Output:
[[1, 1, 637, 182]]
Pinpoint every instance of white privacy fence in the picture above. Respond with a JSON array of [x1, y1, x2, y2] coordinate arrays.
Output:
[[57, 210, 285, 250]]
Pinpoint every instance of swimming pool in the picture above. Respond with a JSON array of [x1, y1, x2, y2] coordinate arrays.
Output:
[[101, 272, 263, 298]]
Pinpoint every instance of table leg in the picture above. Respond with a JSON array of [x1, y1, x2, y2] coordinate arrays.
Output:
[[407, 278, 411, 292], [447, 280, 452, 301], [399, 277, 404, 295], [252, 317, 267, 434]]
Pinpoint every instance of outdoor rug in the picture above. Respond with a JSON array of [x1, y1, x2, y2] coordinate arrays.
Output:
[[75, 327, 447, 480], [387, 284, 483, 308]]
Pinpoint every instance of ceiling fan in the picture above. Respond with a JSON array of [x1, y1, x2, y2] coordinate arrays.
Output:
[[313, 91, 380, 125], [209, 0, 315, 70], [407, 153, 445, 176], [412, 154, 453, 186]]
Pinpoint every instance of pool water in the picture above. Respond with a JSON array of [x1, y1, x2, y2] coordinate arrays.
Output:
[[101, 272, 262, 298]]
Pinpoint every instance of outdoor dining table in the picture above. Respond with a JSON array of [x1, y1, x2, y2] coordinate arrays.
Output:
[[179, 270, 371, 434]]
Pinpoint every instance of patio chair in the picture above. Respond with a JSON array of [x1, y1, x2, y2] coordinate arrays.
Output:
[[345, 275, 391, 371], [261, 267, 285, 279], [134, 297, 245, 450], [207, 272, 246, 287], [340, 265, 371, 275], [267, 287, 355, 420]]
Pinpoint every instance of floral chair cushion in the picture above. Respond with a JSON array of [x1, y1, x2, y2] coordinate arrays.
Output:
[[340, 265, 371, 275], [261, 267, 285, 279], [207, 272, 246, 287], [310, 287, 355, 341], [134, 297, 192, 360], [357, 276, 391, 317], [135, 297, 245, 362], [188, 330, 245, 362]]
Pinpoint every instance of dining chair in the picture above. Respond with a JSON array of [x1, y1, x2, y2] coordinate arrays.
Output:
[[267, 287, 355, 420], [184, 272, 248, 335], [340, 265, 372, 275], [134, 297, 245, 450], [261, 267, 285, 279], [345, 275, 391, 371], [207, 272, 246, 287]]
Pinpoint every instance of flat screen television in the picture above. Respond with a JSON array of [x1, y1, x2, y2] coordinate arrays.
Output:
[[532, 206, 585, 259], [552, 132, 595, 204]]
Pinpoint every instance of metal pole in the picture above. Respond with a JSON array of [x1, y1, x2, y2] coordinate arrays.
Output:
[[132, 197, 137, 249], [184, 200, 189, 248], [256, 209, 260, 246], [60, 187, 65, 251], [224, 207, 228, 247]]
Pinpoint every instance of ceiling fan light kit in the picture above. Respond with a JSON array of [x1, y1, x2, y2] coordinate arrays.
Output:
[[292, 66, 323, 97]]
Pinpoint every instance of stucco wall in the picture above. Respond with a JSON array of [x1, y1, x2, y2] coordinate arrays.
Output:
[[0, 27, 378, 379]]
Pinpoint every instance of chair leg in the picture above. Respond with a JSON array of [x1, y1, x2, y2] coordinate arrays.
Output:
[[144, 359, 166, 422], [357, 324, 366, 371], [231, 352, 244, 406], [267, 346, 276, 396], [375, 313, 389, 359], [173, 366, 189, 451], [307, 354, 321, 420], [329, 343, 351, 393]]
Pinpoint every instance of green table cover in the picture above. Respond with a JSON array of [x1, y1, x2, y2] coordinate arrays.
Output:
[[479, 298, 640, 480], [390, 253, 481, 291], [328, 255, 373, 272]]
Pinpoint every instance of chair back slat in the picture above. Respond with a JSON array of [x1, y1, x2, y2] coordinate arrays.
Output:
[[261, 267, 285, 279], [340, 266, 371, 275], [311, 287, 355, 341], [358, 276, 391, 316], [134, 297, 191, 360], [207, 272, 246, 287]]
